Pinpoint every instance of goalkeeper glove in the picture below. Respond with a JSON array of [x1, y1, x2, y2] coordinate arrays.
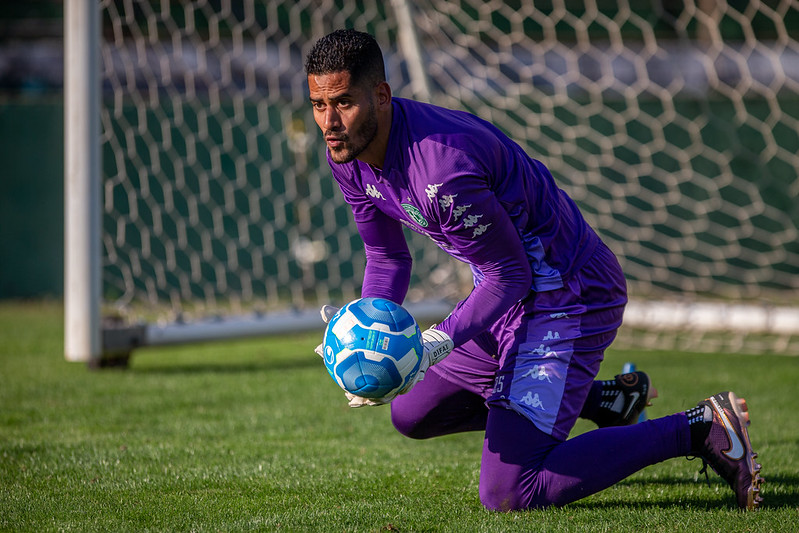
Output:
[[313, 304, 340, 361], [315, 305, 455, 408]]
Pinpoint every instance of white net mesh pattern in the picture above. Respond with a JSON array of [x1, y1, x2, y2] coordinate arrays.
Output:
[[99, 0, 799, 352]]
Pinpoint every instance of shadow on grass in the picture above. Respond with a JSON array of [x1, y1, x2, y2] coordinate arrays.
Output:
[[570, 497, 734, 511], [128, 356, 321, 375], [590, 473, 799, 510]]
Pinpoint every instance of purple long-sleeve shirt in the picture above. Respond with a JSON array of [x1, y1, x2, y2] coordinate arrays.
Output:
[[327, 98, 600, 347]]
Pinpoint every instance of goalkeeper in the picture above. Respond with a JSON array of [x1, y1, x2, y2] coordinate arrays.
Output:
[[304, 29, 762, 511]]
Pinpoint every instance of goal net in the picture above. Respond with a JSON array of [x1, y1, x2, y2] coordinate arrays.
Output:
[[66, 0, 799, 362]]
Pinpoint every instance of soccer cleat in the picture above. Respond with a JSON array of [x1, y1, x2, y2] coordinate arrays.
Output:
[[693, 391, 764, 510], [595, 371, 657, 427]]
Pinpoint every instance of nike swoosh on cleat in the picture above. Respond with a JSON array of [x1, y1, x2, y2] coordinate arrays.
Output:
[[623, 391, 640, 420], [711, 396, 745, 460]]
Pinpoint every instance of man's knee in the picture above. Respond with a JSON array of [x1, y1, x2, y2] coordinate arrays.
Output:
[[479, 480, 526, 511], [478, 406, 560, 511], [479, 472, 559, 511]]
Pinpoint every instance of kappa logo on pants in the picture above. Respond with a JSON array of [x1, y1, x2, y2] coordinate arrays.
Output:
[[531, 343, 557, 357], [522, 365, 552, 383], [520, 391, 546, 410], [543, 330, 560, 340]]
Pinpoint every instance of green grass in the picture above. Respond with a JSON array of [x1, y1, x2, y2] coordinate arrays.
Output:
[[1, 301, 797, 532]]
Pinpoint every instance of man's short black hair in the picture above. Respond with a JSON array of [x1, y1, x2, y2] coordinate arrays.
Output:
[[304, 29, 386, 88]]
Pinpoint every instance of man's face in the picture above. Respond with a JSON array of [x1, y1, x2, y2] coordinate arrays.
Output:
[[308, 71, 378, 164]]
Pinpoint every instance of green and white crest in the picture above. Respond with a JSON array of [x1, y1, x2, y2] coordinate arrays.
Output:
[[401, 203, 428, 227]]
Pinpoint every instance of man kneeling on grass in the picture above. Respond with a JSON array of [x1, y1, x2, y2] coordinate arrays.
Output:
[[305, 29, 763, 511]]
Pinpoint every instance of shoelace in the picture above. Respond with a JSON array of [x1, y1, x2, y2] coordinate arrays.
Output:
[[686, 455, 713, 488]]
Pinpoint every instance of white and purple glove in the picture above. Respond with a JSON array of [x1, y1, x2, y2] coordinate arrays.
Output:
[[315, 305, 454, 408]]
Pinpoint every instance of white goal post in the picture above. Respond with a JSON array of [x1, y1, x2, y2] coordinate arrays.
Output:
[[64, 0, 101, 362], [65, 0, 799, 364]]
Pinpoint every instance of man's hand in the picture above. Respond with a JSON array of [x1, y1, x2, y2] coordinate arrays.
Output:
[[392, 326, 454, 396], [319, 304, 339, 323], [421, 327, 455, 366], [344, 391, 395, 408], [314, 304, 340, 359]]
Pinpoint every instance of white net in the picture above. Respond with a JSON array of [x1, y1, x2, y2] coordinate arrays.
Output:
[[99, 0, 799, 354]]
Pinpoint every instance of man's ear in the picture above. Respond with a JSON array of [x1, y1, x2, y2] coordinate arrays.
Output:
[[375, 81, 392, 109]]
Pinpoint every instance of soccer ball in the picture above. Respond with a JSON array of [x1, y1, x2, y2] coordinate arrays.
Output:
[[322, 298, 424, 399]]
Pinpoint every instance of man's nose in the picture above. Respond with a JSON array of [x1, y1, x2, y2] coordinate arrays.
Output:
[[323, 107, 341, 130]]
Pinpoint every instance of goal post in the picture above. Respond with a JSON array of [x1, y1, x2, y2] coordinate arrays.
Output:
[[64, 0, 101, 363], [66, 0, 799, 364]]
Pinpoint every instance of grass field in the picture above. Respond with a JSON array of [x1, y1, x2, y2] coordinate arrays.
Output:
[[1, 301, 797, 532]]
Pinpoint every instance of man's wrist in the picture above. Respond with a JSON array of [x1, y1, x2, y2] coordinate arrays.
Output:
[[421, 327, 454, 365]]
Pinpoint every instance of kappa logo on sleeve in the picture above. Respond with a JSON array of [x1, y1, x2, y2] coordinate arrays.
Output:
[[439, 193, 457, 210], [452, 204, 471, 221], [461, 213, 492, 238], [472, 223, 492, 237], [425, 183, 443, 201], [462, 214, 483, 228]]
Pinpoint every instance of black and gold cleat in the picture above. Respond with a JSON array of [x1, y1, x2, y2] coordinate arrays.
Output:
[[693, 391, 764, 510]]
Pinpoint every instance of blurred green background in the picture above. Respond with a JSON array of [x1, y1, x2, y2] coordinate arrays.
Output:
[[3, 0, 798, 301], [1, 1, 63, 298]]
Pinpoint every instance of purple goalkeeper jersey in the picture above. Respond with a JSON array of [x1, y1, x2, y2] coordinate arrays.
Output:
[[327, 97, 600, 347]]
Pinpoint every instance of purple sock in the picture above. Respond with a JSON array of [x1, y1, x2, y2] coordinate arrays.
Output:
[[479, 407, 692, 510], [578, 380, 603, 421]]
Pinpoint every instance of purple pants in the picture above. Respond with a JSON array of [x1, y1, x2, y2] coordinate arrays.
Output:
[[391, 244, 693, 509]]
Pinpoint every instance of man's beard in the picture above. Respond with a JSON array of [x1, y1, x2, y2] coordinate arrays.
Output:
[[327, 101, 378, 164]]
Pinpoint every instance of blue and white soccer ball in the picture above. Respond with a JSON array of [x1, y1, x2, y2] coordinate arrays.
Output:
[[322, 298, 424, 399]]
